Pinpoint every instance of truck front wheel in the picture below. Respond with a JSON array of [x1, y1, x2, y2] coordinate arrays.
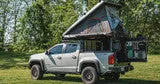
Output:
[[81, 66, 99, 84], [31, 64, 43, 80]]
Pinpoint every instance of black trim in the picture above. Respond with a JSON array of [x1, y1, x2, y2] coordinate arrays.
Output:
[[63, 34, 112, 40], [128, 58, 147, 62], [29, 60, 45, 71], [108, 65, 134, 73]]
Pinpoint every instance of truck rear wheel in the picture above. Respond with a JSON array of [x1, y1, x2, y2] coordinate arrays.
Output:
[[81, 66, 98, 84], [104, 73, 120, 80], [31, 64, 43, 80]]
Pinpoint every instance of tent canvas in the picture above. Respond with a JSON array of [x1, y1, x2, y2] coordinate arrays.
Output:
[[62, 1, 122, 40]]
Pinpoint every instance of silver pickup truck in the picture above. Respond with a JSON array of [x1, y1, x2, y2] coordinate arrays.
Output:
[[28, 42, 136, 84]]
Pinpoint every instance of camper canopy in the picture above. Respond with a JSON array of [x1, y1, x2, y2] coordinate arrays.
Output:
[[62, 1, 123, 40]]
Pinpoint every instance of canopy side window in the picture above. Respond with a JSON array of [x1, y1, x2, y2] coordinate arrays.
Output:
[[83, 37, 110, 51]]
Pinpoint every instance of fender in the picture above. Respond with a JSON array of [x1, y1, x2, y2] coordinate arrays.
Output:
[[28, 59, 45, 71], [78, 60, 101, 73]]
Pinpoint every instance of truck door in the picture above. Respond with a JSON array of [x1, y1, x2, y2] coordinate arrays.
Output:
[[126, 38, 147, 62], [45, 44, 63, 72], [61, 44, 79, 73]]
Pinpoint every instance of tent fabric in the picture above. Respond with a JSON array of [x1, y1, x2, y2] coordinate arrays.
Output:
[[105, 6, 121, 29], [62, 1, 121, 39]]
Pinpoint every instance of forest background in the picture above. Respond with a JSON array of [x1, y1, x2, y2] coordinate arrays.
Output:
[[0, 0, 159, 54]]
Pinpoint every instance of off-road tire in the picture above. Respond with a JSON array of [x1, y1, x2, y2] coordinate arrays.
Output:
[[31, 64, 43, 80], [81, 66, 99, 84]]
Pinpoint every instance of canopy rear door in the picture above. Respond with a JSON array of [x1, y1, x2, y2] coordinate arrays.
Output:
[[126, 38, 147, 62]]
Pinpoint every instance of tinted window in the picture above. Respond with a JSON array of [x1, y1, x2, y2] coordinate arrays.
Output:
[[84, 40, 102, 51], [49, 45, 63, 54], [65, 44, 77, 53], [83, 38, 110, 51]]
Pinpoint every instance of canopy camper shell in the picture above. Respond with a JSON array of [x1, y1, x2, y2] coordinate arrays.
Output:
[[62, 1, 147, 62]]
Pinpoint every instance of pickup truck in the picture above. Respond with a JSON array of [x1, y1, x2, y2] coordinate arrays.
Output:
[[28, 42, 134, 84], [29, 1, 147, 84]]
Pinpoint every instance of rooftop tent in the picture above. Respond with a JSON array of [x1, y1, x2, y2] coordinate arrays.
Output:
[[62, 1, 123, 40]]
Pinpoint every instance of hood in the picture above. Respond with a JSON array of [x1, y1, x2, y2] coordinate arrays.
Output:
[[31, 53, 45, 56], [30, 53, 45, 59]]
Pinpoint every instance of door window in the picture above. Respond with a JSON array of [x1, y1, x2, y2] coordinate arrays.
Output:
[[49, 45, 63, 54], [65, 44, 77, 53]]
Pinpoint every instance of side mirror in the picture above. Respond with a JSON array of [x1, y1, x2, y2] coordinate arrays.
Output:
[[45, 51, 49, 55]]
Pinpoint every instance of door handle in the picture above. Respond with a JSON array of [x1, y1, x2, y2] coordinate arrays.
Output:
[[72, 56, 76, 59], [57, 56, 62, 59]]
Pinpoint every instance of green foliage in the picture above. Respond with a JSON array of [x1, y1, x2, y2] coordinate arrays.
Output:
[[21, 0, 53, 48], [12, 0, 53, 52], [120, 0, 160, 54], [13, 0, 78, 52], [49, 0, 78, 45], [0, 0, 10, 51], [87, 0, 99, 10], [10, 0, 160, 54]]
